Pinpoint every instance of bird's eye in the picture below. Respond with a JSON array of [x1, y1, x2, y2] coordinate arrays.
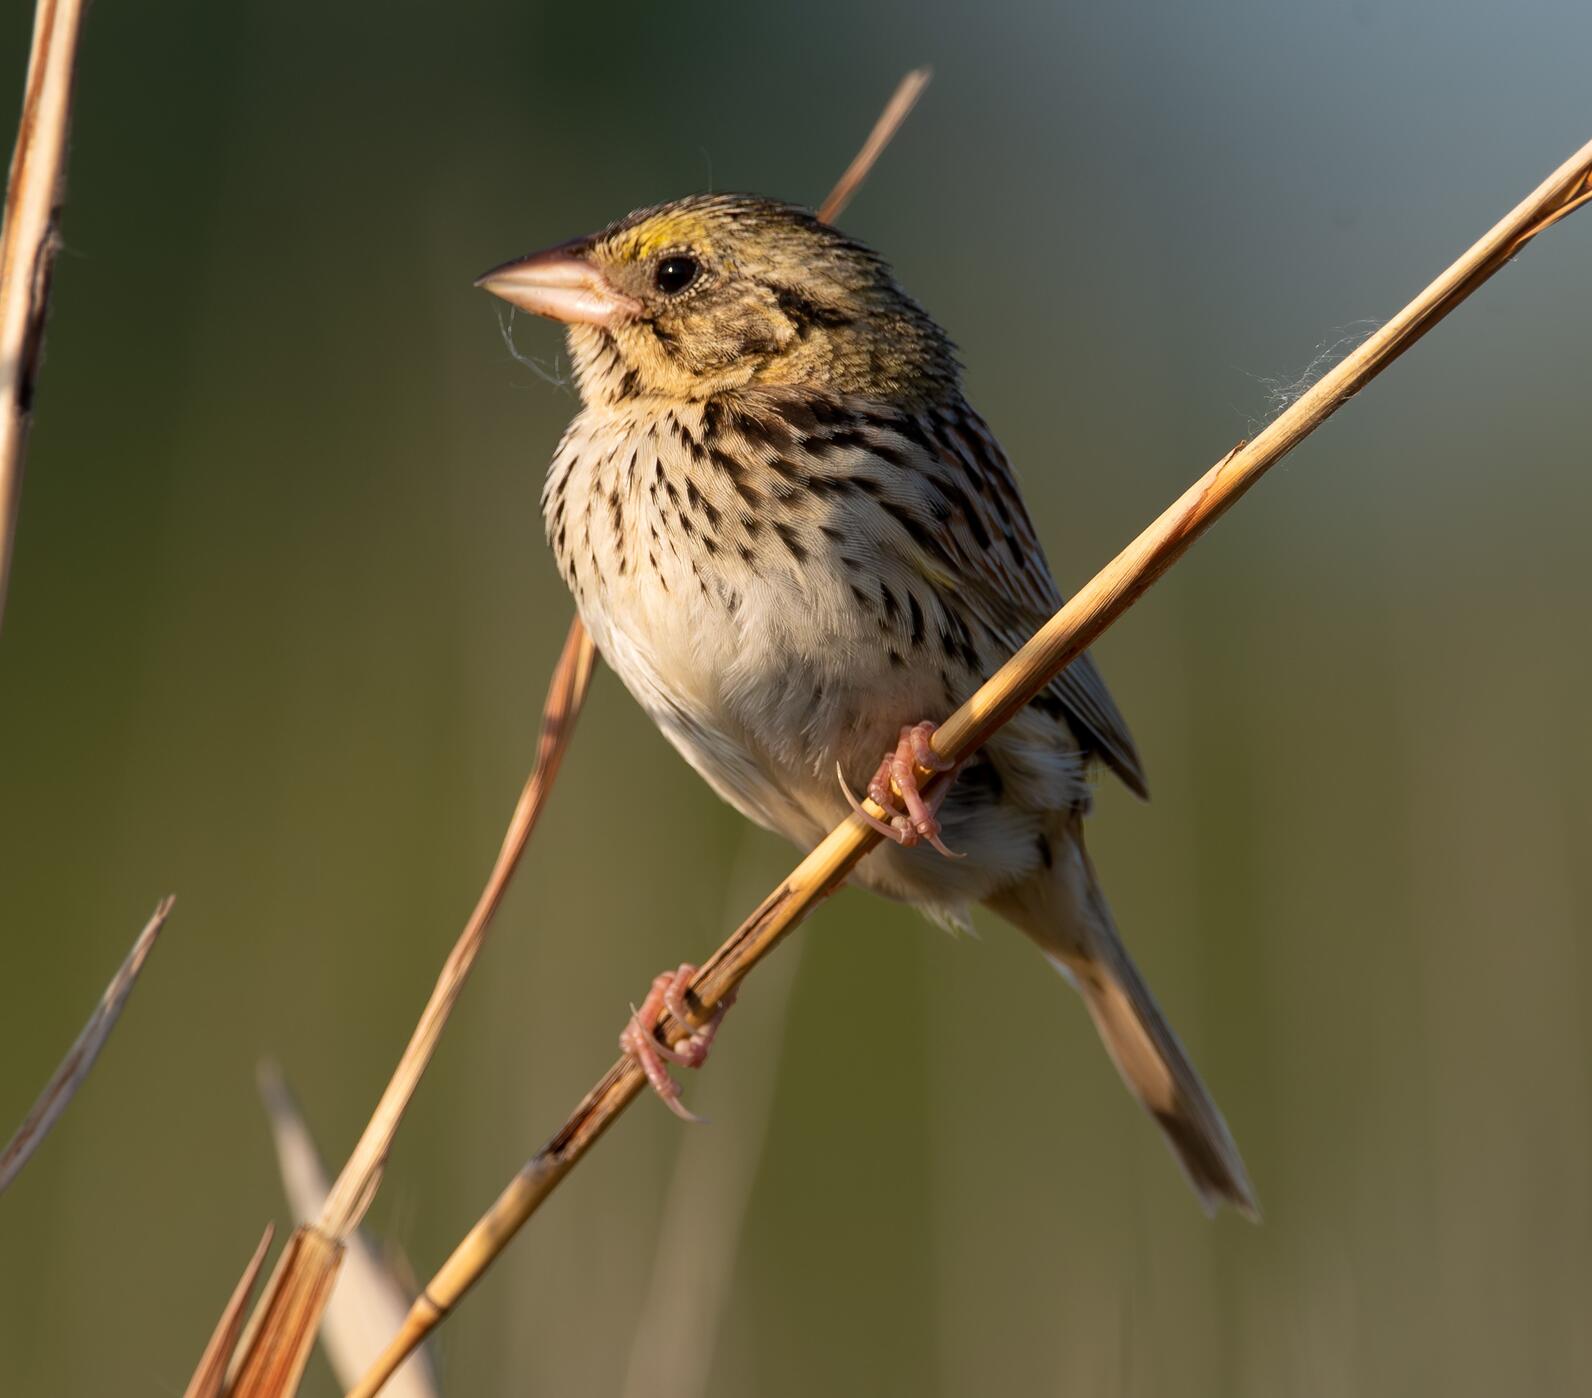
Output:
[[654, 255, 700, 295]]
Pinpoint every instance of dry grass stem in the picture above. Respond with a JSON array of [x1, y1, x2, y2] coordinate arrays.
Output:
[[225, 1225, 345, 1398], [317, 613, 596, 1235], [0, 895, 174, 1194], [185, 1225, 277, 1398], [346, 131, 1592, 1395], [817, 67, 932, 224], [927, 149, 1592, 763], [0, 0, 88, 629], [258, 1063, 440, 1398], [212, 615, 596, 1396]]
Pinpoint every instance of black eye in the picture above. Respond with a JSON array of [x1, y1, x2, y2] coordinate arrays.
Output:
[[654, 255, 700, 295]]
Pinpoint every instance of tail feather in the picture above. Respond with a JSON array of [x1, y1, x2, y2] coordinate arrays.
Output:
[[991, 824, 1258, 1219], [1053, 934, 1258, 1219]]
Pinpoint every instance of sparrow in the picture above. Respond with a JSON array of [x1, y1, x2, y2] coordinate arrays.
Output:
[[478, 194, 1255, 1216]]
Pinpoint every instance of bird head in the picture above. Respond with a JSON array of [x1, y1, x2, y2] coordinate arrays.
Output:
[[477, 194, 957, 407]]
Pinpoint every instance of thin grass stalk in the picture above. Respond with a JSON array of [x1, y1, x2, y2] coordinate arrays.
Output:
[[346, 131, 1592, 1396], [816, 67, 930, 224], [0, 895, 174, 1194], [0, 0, 87, 630], [318, 614, 597, 1234], [212, 617, 595, 1396], [185, 1225, 276, 1398], [225, 1227, 345, 1397], [257, 1063, 440, 1398]]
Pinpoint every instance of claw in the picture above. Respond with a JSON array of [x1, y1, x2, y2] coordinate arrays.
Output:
[[621, 1003, 705, 1122], [840, 722, 966, 858], [840, 764, 909, 842], [619, 963, 735, 1121], [919, 823, 964, 860]]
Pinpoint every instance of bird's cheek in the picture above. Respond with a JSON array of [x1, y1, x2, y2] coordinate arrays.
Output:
[[724, 308, 795, 365]]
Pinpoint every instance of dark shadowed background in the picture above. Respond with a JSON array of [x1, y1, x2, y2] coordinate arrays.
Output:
[[3, 1, 1590, 1393]]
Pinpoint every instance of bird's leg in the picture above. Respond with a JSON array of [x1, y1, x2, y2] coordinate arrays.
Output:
[[619, 962, 736, 1122], [845, 720, 964, 859]]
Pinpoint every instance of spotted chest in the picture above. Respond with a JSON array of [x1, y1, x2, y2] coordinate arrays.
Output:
[[541, 393, 1012, 835]]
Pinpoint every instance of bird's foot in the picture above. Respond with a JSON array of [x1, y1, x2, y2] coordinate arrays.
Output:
[[839, 720, 964, 858], [619, 963, 736, 1123]]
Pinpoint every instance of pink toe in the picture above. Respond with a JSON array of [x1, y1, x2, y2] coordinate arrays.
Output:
[[838, 764, 911, 845]]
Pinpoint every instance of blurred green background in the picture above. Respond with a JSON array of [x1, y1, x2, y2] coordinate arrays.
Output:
[[3, 1, 1590, 1393]]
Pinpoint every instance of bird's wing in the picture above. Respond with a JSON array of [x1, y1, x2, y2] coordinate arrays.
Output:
[[865, 397, 1149, 799]]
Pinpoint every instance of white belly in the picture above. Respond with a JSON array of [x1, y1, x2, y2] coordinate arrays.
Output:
[[546, 405, 889, 847], [541, 399, 1056, 916]]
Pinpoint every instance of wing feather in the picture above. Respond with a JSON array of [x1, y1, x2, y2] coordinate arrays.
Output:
[[729, 387, 1148, 799], [889, 401, 1148, 798]]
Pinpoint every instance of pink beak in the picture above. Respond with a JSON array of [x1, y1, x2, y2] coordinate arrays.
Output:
[[474, 241, 640, 328]]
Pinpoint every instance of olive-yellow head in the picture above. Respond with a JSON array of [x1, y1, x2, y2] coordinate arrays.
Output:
[[478, 193, 957, 406]]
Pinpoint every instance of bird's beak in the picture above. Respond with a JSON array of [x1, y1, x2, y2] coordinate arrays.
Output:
[[473, 241, 640, 328]]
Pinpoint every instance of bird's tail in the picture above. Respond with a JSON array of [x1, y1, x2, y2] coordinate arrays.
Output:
[[988, 820, 1258, 1219]]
